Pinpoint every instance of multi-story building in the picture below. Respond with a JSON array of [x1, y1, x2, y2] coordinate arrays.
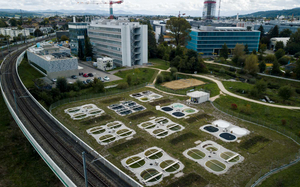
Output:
[[254, 20, 300, 34], [187, 26, 260, 56], [68, 22, 88, 56], [27, 43, 78, 79], [0, 28, 30, 39], [88, 17, 148, 67]]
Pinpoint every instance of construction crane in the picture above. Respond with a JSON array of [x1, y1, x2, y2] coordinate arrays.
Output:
[[178, 11, 186, 18], [77, 0, 123, 19], [218, 0, 221, 20]]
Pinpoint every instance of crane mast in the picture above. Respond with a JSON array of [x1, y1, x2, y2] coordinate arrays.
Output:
[[218, 0, 221, 20]]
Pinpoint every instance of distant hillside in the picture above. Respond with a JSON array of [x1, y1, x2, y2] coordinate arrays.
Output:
[[0, 9, 40, 17], [239, 7, 300, 18]]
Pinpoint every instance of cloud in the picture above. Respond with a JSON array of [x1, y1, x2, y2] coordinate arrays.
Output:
[[0, 0, 298, 16]]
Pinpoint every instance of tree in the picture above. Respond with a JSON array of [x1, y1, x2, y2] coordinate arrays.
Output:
[[34, 29, 43, 37], [170, 67, 178, 79], [170, 55, 181, 68], [126, 74, 132, 85], [259, 43, 267, 54], [279, 29, 292, 37], [258, 25, 264, 40], [93, 79, 104, 93], [275, 41, 284, 51], [295, 59, 300, 79], [259, 61, 266, 73], [156, 74, 164, 84], [278, 56, 290, 66], [233, 44, 245, 58], [60, 35, 69, 41], [0, 19, 8, 27], [220, 43, 229, 59], [271, 61, 281, 75], [147, 22, 157, 58], [269, 25, 279, 38], [265, 54, 277, 64], [275, 49, 285, 60], [244, 54, 259, 74], [166, 17, 191, 46], [158, 33, 164, 44], [244, 44, 249, 54], [56, 77, 68, 92], [254, 79, 267, 94], [278, 85, 294, 101], [84, 35, 93, 59], [9, 18, 17, 26], [252, 49, 257, 55], [286, 28, 300, 55]]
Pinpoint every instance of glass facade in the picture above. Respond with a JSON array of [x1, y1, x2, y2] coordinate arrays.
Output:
[[187, 30, 260, 56], [68, 22, 88, 56]]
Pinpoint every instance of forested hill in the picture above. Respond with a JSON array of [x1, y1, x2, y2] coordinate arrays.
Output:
[[239, 8, 300, 18]]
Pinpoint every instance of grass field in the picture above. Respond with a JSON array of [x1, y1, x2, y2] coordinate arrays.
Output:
[[214, 95, 300, 136], [113, 68, 158, 85], [148, 58, 170, 70], [0, 92, 60, 186], [51, 87, 300, 187], [259, 161, 300, 187], [18, 58, 44, 88]]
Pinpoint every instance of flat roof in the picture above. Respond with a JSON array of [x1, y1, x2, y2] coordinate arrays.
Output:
[[187, 91, 209, 98]]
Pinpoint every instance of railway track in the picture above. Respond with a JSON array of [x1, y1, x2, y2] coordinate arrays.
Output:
[[1, 47, 131, 186]]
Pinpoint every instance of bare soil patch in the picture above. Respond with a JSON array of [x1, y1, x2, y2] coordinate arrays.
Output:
[[162, 79, 205, 90]]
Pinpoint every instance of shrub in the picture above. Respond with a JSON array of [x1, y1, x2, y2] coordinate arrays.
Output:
[[278, 85, 294, 101], [294, 52, 300, 58], [296, 89, 300, 94], [231, 103, 238, 110], [275, 49, 286, 60], [250, 87, 259, 97], [281, 119, 286, 126], [249, 78, 256, 84], [229, 67, 236, 72], [156, 74, 164, 84], [238, 69, 246, 74], [126, 74, 132, 85], [117, 82, 129, 89], [278, 56, 290, 65], [164, 75, 172, 82], [240, 104, 253, 115], [219, 68, 225, 74]]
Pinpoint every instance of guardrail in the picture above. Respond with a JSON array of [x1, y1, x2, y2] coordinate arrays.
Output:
[[1, 50, 76, 187], [17, 51, 143, 187], [211, 101, 300, 187]]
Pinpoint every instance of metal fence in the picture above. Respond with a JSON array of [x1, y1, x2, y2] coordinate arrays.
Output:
[[211, 101, 300, 187], [49, 83, 148, 112]]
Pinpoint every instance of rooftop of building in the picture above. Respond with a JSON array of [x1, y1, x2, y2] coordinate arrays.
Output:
[[89, 17, 140, 27], [27, 42, 76, 61], [192, 26, 260, 32]]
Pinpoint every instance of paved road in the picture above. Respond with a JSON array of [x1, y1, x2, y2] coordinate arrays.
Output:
[[205, 60, 300, 83], [179, 72, 300, 110]]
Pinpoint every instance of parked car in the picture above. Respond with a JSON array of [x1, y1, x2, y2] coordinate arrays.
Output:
[[103, 76, 110, 81], [82, 81, 87, 85], [51, 78, 57, 83], [88, 73, 94, 77], [86, 79, 92, 83], [71, 75, 77, 79], [98, 77, 104, 82], [79, 72, 83, 76], [83, 73, 88, 77]]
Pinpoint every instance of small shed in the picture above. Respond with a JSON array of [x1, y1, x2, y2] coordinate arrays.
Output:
[[187, 91, 210, 104]]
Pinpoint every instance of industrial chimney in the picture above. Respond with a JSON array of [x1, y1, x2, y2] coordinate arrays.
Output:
[[73, 16, 76, 23], [203, 0, 217, 20]]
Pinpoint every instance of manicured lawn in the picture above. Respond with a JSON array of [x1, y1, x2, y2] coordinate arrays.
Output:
[[214, 95, 300, 137], [0, 92, 60, 186], [18, 58, 44, 88], [260, 161, 300, 187], [148, 58, 170, 70], [114, 68, 158, 85], [223, 80, 300, 107]]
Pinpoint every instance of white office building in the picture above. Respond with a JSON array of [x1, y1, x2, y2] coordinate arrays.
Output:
[[88, 18, 148, 67], [0, 28, 30, 39]]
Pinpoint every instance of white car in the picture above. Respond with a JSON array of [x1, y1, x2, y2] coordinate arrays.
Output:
[[103, 76, 110, 81], [51, 78, 57, 83]]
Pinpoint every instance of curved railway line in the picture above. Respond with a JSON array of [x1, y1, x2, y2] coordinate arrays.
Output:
[[1, 45, 132, 187]]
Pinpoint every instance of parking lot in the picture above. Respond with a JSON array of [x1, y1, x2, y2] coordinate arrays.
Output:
[[66, 62, 122, 83]]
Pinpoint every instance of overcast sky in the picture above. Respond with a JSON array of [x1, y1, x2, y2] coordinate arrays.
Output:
[[1, 0, 299, 16]]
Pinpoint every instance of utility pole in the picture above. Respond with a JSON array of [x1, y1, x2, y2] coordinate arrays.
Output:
[[82, 152, 88, 187]]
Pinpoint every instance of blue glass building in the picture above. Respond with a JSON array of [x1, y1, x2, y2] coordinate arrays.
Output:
[[68, 22, 88, 56], [187, 27, 260, 56]]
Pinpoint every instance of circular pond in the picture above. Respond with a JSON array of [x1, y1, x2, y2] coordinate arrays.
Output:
[[172, 112, 185, 117], [145, 149, 163, 159], [187, 149, 206, 159], [91, 128, 105, 134], [161, 107, 173, 112], [213, 120, 231, 128], [205, 160, 226, 172], [220, 152, 240, 162], [99, 134, 115, 143], [140, 169, 162, 182], [204, 126, 219, 133], [219, 133, 237, 141], [160, 160, 180, 172], [167, 124, 182, 131], [116, 129, 132, 136], [230, 127, 248, 136], [140, 97, 149, 101], [126, 156, 145, 168], [107, 122, 122, 129], [173, 104, 184, 108]]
